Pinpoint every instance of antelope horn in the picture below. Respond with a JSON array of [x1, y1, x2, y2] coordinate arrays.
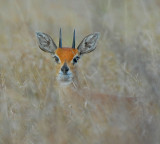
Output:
[[72, 29, 75, 49], [59, 28, 62, 48]]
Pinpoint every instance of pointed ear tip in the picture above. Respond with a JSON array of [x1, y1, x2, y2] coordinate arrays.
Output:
[[35, 32, 41, 36], [95, 32, 100, 36], [93, 32, 100, 40]]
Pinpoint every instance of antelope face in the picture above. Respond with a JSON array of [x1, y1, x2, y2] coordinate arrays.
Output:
[[54, 47, 79, 84], [36, 29, 100, 85]]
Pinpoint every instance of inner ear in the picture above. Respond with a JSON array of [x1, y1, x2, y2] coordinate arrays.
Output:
[[36, 32, 57, 54], [77, 32, 100, 55]]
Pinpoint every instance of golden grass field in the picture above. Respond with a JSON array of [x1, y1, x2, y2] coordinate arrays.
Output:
[[0, 0, 160, 144]]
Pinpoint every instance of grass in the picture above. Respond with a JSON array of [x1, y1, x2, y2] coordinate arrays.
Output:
[[0, 0, 160, 143]]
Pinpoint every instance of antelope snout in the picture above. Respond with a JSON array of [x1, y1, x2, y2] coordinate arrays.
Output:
[[57, 62, 73, 84], [61, 62, 69, 74]]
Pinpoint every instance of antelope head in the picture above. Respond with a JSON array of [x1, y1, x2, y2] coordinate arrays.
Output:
[[36, 29, 100, 85]]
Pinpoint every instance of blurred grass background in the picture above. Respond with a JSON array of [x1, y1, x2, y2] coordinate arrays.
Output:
[[0, 0, 160, 144]]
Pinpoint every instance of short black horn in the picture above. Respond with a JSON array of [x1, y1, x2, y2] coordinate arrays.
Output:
[[72, 29, 75, 49], [59, 28, 62, 48]]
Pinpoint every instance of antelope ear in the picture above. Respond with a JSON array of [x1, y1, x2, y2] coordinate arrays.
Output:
[[36, 32, 57, 54], [77, 32, 100, 55]]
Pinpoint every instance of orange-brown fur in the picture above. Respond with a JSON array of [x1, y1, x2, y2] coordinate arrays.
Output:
[[55, 48, 78, 77], [55, 48, 78, 63]]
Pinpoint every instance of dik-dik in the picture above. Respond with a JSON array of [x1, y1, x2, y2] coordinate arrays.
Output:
[[36, 29, 106, 106], [35, 29, 145, 144], [36, 28, 137, 113]]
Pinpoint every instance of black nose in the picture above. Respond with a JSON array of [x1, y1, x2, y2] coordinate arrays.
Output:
[[61, 62, 69, 74]]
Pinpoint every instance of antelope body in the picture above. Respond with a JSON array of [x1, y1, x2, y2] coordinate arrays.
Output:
[[36, 28, 137, 108], [36, 29, 142, 144]]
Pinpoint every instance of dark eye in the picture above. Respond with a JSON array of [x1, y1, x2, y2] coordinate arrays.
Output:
[[73, 56, 80, 64], [54, 56, 59, 63]]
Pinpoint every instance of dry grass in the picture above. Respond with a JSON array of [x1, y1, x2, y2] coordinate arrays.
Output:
[[0, 0, 160, 144]]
